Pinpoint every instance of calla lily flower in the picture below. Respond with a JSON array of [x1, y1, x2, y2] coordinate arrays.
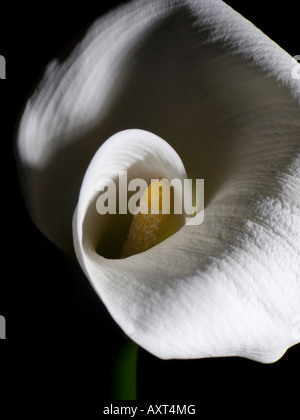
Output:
[[15, 0, 300, 363]]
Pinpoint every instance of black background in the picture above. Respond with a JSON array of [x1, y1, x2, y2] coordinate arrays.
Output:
[[1, 0, 299, 416]]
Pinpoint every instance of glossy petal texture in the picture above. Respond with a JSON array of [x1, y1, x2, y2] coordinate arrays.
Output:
[[15, 0, 300, 361]]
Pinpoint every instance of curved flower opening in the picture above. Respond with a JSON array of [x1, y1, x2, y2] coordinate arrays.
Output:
[[75, 130, 188, 260]]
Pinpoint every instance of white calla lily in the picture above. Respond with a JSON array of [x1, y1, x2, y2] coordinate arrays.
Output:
[[15, 0, 300, 362]]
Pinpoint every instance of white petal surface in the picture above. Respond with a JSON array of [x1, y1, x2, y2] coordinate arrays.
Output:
[[15, 0, 300, 361]]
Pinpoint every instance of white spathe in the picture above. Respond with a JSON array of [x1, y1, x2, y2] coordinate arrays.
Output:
[[15, 0, 300, 362]]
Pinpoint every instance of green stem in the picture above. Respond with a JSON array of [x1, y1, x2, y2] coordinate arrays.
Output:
[[113, 341, 139, 400]]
